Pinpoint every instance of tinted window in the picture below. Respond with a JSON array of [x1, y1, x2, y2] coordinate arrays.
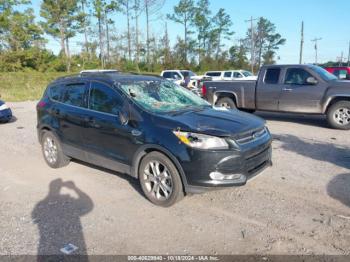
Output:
[[89, 82, 122, 115], [233, 72, 243, 78], [181, 71, 196, 78], [264, 68, 281, 84], [61, 83, 86, 107], [162, 72, 172, 78], [224, 72, 232, 77], [49, 85, 63, 101], [206, 72, 221, 77], [285, 68, 313, 85]]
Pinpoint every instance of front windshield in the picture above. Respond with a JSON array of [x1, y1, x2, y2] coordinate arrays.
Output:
[[242, 71, 253, 77], [310, 65, 338, 81], [119, 80, 210, 113], [181, 71, 196, 78]]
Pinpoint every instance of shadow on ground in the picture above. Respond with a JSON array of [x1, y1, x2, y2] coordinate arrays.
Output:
[[327, 173, 350, 208], [32, 179, 93, 260], [256, 112, 329, 128], [274, 134, 350, 170]]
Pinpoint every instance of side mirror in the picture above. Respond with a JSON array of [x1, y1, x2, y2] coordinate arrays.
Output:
[[119, 111, 129, 125], [306, 77, 318, 85]]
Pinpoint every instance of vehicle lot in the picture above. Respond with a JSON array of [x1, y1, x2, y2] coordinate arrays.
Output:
[[0, 101, 349, 255]]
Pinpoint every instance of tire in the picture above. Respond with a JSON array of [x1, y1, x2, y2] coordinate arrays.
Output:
[[326, 101, 350, 130], [139, 152, 184, 207], [215, 97, 236, 109], [41, 131, 70, 168]]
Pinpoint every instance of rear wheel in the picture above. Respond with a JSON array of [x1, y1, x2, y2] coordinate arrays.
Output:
[[139, 152, 184, 207], [327, 101, 350, 130], [41, 131, 70, 168], [215, 97, 236, 109]]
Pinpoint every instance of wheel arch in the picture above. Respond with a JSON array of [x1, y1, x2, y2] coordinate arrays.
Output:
[[131, 145, 189, 193], [213, 91, 238, 107], [323, 95, 350, 114]]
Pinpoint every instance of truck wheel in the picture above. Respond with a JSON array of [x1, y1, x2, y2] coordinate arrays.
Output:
[[41, 131, 70, 168], [139, 152, 184, 207], [216, 97, 236, 109], [327, 101, 350, 130]]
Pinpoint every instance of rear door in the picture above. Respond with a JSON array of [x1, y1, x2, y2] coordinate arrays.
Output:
[[256, 67, 282, 111], [278, 68, 327, 113], [84, 80, 137, 173], [58, 81, 90, 158], [223, 71, 233, 80]]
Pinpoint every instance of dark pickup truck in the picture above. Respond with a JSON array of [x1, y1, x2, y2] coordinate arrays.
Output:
[[202, 64, 350, 130]]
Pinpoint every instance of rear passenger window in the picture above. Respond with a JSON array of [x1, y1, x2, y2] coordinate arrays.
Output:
[[61, 84, 86, 107], [49, 85, 62, 101], [89, 82, 122, 115], [264, 68, 281, 84], [224, 72, 232, 77]]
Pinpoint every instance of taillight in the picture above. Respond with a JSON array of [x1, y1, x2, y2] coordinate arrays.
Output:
[[37, 101, 47, 108], [201, 84, 207, 96]]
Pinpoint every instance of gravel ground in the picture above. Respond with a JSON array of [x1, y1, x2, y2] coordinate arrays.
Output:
[[0, 101, 349, 256]]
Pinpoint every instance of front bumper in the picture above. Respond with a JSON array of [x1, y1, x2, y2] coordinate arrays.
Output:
[[0, 108, 12, 122], [180, 132, 272, 193]]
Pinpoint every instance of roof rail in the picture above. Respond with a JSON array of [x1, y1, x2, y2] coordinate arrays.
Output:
[[80, 69, 119, 74]]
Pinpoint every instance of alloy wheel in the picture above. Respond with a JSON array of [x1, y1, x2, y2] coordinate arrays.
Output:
[[43, 136, 58, 164], [143, 161, 173, 201], [333, 107, 350, 126]]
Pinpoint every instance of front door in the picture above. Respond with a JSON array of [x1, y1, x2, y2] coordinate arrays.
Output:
[[84, 80, 137, 173], [278, 68, 327, 113]]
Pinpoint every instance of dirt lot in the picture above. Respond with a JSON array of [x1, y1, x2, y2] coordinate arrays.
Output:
[[0, 101, 349, 256]]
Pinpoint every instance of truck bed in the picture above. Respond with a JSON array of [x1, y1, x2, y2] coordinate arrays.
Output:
[[204, 80, 257, 109]]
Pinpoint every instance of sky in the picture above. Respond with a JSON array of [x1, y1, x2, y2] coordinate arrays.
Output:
[[30, 0, 350, 64]]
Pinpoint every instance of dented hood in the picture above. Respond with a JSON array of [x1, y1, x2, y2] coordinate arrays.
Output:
[[159, 107, 265, 137]]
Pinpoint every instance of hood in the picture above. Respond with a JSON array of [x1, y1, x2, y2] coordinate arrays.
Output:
[[331, 79, 350, 87], [158, 107, 265, 137]]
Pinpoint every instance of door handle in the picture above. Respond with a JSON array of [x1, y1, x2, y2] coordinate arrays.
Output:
[[283, 88, 293, 92], [84, 117, 100, 128]]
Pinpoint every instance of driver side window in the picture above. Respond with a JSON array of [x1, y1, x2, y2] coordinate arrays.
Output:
[[89, 81, 122, 115], [285, 68, 313, 85]]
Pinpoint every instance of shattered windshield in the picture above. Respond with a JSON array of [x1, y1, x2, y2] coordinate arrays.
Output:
[[118, 80, 210, 113]]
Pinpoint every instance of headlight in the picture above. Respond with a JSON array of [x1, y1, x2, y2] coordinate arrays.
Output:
[[173, 131, 229, 150], [0, 104, 9, 111]]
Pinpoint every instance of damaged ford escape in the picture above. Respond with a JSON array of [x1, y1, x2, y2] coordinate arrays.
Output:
[[37, 72, 272, 206]]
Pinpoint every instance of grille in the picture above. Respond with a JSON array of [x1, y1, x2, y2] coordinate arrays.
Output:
[[236, 127, 267, 145]]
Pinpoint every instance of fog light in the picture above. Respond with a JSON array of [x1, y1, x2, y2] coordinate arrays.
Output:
[[210, 172, 242, 181]]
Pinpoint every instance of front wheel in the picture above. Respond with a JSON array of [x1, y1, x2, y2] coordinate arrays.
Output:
[[215, 97, 236, 109], [139, 152, 184, 207], [327, 101, 350, 130]]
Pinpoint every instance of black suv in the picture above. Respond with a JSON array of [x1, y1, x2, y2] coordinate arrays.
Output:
[[37, 72, 272, 206]]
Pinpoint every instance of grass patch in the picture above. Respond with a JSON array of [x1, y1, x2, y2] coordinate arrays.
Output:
[[0, 71, 162, 102], [0, 71, 69, 102]]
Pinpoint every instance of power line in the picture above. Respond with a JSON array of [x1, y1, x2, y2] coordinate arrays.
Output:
[[311, 37, 322, 64], [245, 16, 259, 74], [299, 21, 304, 64]]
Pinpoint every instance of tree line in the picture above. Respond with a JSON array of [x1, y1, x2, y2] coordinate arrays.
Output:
[[0, 0, 286, 73]]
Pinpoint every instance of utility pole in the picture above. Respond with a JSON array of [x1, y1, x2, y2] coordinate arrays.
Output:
[[299, 21, 304, 64], [338, 52, 344, 67], [311, 37, 322, 64], [347, 41, 350, 67], [245, 16, 259, 74]]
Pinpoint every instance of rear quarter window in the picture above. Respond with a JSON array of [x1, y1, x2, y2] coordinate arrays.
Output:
[[206, 72, 221, 77], [49, 85, 63, 101], [264, 68, 281, 84]]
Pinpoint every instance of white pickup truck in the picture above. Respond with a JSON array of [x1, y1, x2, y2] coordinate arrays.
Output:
[[160, 70, 202, 88], [205, 70, 257, 81]]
